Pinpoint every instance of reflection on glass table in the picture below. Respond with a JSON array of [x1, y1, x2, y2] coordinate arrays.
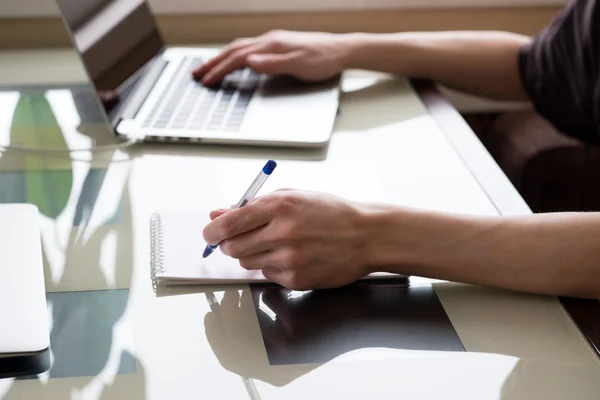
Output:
[[201, 279, 462, 388], [0, 85, 141, 398], [250, 280, 464, 365], [201, 283, 600, 399], [203, 288, 317, 389]]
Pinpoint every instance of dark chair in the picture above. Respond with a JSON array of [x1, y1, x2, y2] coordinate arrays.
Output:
[[464, 110, 600, 213]]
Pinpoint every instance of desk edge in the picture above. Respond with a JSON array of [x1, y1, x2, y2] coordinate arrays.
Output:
[[411, 78, 600, 360]]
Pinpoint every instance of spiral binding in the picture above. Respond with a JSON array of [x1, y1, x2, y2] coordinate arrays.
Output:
[[150, 213, 165, 285]]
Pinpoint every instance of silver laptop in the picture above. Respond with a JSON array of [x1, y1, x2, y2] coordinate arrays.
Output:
[[0, 204, 50, 377], [54, 0, 340, 147]]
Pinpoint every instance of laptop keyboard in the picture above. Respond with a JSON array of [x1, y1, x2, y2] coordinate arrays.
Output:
[[142, 57, 259, 131]]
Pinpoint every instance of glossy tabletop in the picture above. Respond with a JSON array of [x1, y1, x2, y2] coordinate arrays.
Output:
[[0, 49, 599, 399]]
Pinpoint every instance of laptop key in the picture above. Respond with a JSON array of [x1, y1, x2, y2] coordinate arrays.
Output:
[[150, 59, 258, 132]]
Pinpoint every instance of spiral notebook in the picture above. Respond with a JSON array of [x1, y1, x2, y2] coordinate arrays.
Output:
[[150, 211, 402, 285]]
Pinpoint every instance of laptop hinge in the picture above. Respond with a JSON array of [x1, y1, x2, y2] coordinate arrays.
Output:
[[111, 56, 168, 128]]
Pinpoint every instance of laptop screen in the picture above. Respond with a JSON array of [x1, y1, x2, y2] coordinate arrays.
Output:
[[55, 0, 164, 113]]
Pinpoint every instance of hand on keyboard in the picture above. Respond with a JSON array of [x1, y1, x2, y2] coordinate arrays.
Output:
[[192, 30, 350, 86], [143, 58, 259, 132]]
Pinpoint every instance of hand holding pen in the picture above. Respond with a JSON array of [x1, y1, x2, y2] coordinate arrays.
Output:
[[203, 160, 277, 258]]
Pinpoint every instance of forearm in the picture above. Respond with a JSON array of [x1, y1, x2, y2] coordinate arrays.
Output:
[[364, 207, 600, 298], [341, 31, 532, 101]]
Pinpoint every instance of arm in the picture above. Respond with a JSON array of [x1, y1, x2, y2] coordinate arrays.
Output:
[[193, 30, 531, 101], [365, 206, 600, 299], [344, 31, 531, 101], [203, 190, 600, 299]]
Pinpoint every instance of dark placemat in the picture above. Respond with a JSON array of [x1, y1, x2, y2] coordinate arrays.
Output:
[[251, 279, 465, 365]]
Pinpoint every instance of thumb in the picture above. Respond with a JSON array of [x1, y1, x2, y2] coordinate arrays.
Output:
[[247, 52, 299, 75]]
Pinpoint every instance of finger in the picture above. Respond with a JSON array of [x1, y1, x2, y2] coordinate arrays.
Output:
[[238, 248, 302, 271], [220, 228, 274, 259], [210, 208, 229, 220], [203, 203, 272, 245], [239, 288, 254, 310], [262, 267, 286, 283], [98, 90, 119, 108], [246, 51, 301, 76], [219, 290, 250, 344], [220, 288, 240, 313], [262, 267, 298, 291], [202, 41, 279, 85], [246, 252, 310, 290], [192, 38, 254, 80], [204, 312, 223, 346], [238, 251, 275, 271], [210, 202, 242, 220], [239, 248, 299, 272]]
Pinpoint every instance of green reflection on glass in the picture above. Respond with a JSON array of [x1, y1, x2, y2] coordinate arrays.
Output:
[[5, 92, 73, 219], [46, 290, 135, 378]]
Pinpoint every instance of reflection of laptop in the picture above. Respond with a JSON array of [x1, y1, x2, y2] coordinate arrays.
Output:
[[0, 204, 50, 377], [54, 0, 340, 148]]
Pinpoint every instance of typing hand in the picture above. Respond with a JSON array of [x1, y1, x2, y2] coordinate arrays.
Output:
[[192, 30, 351, 86], [203, 189, 375, 290]]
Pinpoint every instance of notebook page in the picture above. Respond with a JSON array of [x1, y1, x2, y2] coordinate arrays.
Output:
[[157, 211, 267, 283]]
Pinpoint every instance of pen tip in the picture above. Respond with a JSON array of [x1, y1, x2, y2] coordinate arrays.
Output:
[[202, 246, 214, 258]]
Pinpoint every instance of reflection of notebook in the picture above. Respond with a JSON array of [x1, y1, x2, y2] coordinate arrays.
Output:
[[151, 211, 400, 285]]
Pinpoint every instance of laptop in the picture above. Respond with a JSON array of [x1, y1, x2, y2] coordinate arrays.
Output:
[[0, 204, 50, 377], [54, 0, 340, 147]]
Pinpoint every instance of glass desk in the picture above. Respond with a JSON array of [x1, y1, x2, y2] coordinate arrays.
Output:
[[0, 50, 599, 399]]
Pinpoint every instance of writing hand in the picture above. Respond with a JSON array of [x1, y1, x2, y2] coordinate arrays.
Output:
[[203, 189, 379, 290]]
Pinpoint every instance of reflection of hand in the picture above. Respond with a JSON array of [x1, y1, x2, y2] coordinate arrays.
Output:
[[203, 189, 380, 290], [98, 90, 119, 109], [192, 30, 350, 86], [258, 286, 373, 342], [205, 290, 264, 375], [204, 289, 315, 387]]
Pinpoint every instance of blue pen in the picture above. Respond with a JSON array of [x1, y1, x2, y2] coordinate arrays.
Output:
[[203, 160, 277, 258]]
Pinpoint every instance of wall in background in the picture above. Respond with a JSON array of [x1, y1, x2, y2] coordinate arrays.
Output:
[[0, 0, 563, 113], [1, 0, 567, 17]]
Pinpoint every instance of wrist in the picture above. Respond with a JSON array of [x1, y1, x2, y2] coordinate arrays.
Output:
[[354, 203, 412, 273], [337, 32, 426, 77], [337, 33, 376, 70]]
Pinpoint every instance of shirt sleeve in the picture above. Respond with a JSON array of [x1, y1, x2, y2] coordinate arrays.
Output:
[[518, 0, 600, 143]]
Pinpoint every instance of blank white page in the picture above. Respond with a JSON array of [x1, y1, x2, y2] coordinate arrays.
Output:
[[153, 211, 266, 283]]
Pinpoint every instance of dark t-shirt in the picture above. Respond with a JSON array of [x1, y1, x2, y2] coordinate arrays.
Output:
[[519, 0, 600, 143]]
